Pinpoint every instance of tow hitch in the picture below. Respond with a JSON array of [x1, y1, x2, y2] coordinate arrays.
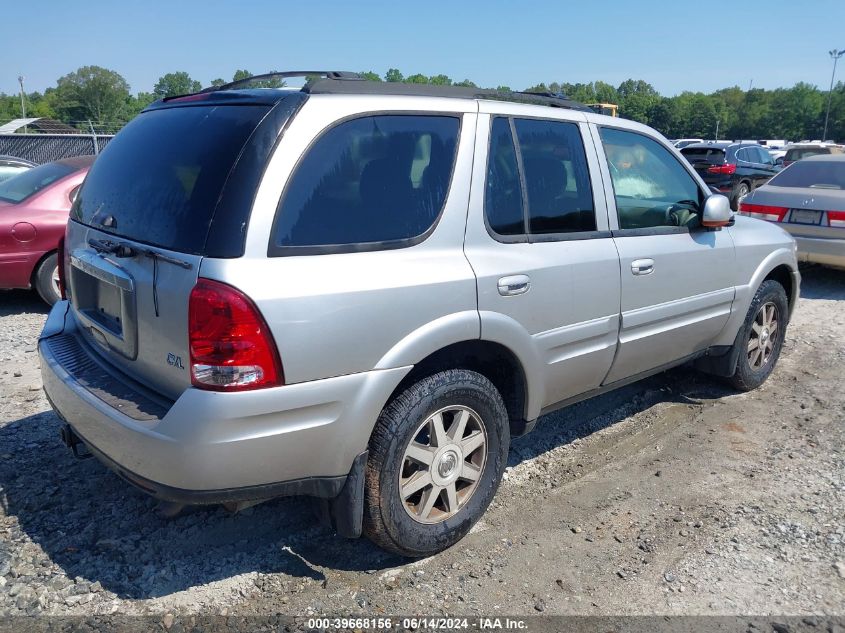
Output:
[[60, 424, 92, 460]]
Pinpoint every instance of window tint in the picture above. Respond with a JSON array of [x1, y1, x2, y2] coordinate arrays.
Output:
[[0, 161, 75, 203], [757, 147, 773, 164], [735, 147, 755, 163], [768, 160, 845, 189], [274, 115, 459, 249], [485, 117, 525, 236], [600, 127, 703, 230], [513, 118, 596, 234], [73, 104, 270, 254], [681, 147, 726, 164]]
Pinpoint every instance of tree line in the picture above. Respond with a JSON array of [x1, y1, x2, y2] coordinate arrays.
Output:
[[1, 66, 844, 141]]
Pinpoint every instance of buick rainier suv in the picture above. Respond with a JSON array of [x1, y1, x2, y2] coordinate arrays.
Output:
[[40, 71, 800, 556]]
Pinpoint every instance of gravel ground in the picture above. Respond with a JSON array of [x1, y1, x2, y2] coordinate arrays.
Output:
[[0, 266, 843, 621]]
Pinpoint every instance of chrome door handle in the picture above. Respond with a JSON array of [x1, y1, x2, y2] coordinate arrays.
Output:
[[497, 274, 531, 296], [631, 258, 654, 275]]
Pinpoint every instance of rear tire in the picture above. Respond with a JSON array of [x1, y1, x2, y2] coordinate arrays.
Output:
[[731, 181, 750, 210], [363, 369, 510, 557], [726, 280, 788, 391], [34, 253, 61, 306]]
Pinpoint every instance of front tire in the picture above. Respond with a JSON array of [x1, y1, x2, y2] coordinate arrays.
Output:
[[363, 369, 510, 557], [34, 253, 61, 306], [726, 279, 788, 391]]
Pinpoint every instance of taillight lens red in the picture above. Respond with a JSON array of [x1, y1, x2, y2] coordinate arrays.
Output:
[[56, 236, 67, 300], [707, 163, 737, 174], [828, 211, 845, 228], [738, 202, 789, 222], [188, 278, 283, 391]]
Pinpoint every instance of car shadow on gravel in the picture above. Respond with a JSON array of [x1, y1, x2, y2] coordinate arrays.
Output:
[[0, 290, 49, 317], [0, 368, 731, 600], [0, 410, 406, 599], [797, 265, 845, 300]]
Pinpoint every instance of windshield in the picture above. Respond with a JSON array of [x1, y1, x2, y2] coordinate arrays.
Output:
[[0, 161, 75, 203], [71, 104, 270, 254], [768, 160, 845, 190]]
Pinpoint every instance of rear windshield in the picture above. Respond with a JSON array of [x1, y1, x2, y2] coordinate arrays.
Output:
[[71, 104, 269, 254], [0, 161, 75, 203], [768, 161, 845, 190], [681, 147, 725, 163], [785, 147, 829, 161]]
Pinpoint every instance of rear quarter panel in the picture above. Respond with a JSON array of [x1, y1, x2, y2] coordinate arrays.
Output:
[[200, 95, 482, 385]]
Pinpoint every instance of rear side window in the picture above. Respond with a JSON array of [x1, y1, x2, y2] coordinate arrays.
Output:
[[735, 147, 757, 163], [72, 104, 270, 254], [0, 162, 75, 203], [768, 160, 845, 189], [514, 118, 595, 234], [271, 115, 460, 252]]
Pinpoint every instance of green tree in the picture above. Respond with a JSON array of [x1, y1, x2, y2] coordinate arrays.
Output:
[[359, 71, 382, 82], [429, 74, 452, 86], [232, 69, 251, 82], [384, 68, 404, 82], [405, 73, 429, 84], [51, 65, 131, 126], [153, 71, 201, 98], [454, 79, 477, 88], [210, 78, 226, 87]]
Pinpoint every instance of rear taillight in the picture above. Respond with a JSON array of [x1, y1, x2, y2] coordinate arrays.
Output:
[[56, 236, 67, 300], [707, 163, 737, 175], [829, 211, 845, 228], [738, 202, 788, 222], [188, 278, 283, 391]]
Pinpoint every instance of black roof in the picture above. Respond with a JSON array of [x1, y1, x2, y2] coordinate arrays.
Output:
[[145, 70, 591, 113]]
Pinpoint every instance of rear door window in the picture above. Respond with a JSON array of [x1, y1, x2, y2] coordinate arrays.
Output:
[[271, 115, 460, 253], [513, 118, 596, 234], [485, 117, 526, 236], [71, 104, 270, 254]]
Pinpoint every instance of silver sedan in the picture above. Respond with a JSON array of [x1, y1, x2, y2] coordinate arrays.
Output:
[[739, 154, 845, 269]]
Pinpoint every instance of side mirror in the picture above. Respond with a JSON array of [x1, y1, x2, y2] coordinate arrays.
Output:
[[702, 194, 732, 228], [775, 157, 784, 166]]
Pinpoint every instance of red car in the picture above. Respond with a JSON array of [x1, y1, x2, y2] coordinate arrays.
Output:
[[0, 156, 93, 304]]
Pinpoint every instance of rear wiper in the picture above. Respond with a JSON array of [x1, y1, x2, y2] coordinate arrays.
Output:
[[88, 238, 137, 258], [143, 249, 192, 318]]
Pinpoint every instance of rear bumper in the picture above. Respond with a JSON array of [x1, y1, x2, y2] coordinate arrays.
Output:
[[39, 301, 409, 502], [793, 235, 845, 269]]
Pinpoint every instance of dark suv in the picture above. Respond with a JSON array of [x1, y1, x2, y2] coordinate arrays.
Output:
[[681, 142, 779, 209]]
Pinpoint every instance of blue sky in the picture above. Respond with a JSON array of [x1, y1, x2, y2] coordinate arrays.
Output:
[[2, 0, 844, 97]]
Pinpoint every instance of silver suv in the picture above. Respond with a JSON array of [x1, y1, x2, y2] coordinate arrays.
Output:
[[39, 71, 800, 557]]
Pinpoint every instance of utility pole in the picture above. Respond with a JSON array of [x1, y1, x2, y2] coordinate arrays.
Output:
[[715, 119, 720, 141], [18, 75, 27, 134], [823, 49, 845, 142]]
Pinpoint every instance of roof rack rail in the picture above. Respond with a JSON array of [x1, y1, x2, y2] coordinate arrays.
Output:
[[197, 70, 361, 94], [167, 70, 591, 113], [303, 78, 591, 112]]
